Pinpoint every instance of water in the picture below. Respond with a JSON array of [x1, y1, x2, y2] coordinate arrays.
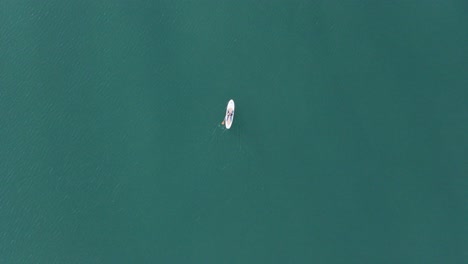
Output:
[[1, 1, 467, 263]]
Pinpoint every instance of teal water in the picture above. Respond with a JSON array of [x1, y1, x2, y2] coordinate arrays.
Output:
[[1, 1, 467, 263]]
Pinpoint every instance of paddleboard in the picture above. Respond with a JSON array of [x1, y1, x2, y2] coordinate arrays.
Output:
[[224, 99, 235, 129]]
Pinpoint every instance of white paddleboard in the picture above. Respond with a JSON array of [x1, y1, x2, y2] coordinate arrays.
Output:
[[224, 99, 235, 129]]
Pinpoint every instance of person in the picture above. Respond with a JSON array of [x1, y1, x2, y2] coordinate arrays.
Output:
[[222, 109, 233, 125]]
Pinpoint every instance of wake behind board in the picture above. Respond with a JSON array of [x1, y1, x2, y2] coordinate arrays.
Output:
[[224, 99, 235, 129]]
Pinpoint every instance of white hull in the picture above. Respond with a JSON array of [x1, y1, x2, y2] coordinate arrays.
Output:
[[224, 99, 235, 129]]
